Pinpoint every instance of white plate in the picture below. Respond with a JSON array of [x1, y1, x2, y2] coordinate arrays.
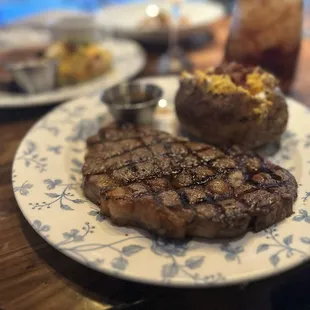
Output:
[[13, 76, 310, 287], [0, 38, 146, 108], [11, 9, 89, 29], [95, 2, 226, 42], [0, 27, 51, 51]]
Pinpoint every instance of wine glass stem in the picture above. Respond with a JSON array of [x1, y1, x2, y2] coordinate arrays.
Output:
[[168, 3, 181, 55]]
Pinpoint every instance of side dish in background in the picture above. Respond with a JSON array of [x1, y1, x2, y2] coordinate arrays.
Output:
[[175, 62, 288, 149], [82, 123, 297, 239], [225, 0, 302, 92], [46, 41, 112, 86], [0, 41, 112, 93]]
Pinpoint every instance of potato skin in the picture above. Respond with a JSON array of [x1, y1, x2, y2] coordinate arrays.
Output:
[[175, 82, 288, 149]]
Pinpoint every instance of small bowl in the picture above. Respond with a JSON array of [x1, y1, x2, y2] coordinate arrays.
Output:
[[49, 16, 101, 43], [6, 58, 58, 94], [102, 82, 163, 125]]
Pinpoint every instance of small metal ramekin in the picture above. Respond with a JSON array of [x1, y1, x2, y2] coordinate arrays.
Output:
[[102, 82, 163, 125], [6, 58, 58, 94]]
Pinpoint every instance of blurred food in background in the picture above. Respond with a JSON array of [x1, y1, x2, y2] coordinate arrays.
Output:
[[0, 40, 112, 93], [46, 41, 112, 86], [0, 14, 113, 93]]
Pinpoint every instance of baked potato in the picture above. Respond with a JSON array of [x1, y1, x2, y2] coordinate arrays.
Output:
[[175, 62, 288, 149]]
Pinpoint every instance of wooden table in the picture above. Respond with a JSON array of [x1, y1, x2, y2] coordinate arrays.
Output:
[[1, 18, 310, 310]]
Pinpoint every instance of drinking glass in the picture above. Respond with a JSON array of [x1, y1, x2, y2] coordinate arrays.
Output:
[[157, 0, 192, 74], [304, 0, 310, 37], [225, 0, 303, 92]]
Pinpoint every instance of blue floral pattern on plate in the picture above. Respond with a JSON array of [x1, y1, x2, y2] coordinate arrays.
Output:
[[28, 178, 86, 211], [12, 77, 310, 287], [12, 172, 34, 196]]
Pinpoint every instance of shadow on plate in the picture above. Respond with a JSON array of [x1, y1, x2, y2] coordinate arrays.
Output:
[[16, 205, 310, 310], [17, 207, 253, 310]]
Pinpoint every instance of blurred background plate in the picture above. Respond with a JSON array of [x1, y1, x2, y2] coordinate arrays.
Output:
[[6, 9, 90, 29], [95, 1, 226, 43], [0, 38, 146, 108], [0, 27, 51, 51]]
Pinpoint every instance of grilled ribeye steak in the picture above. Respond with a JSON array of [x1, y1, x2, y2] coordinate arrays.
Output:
[[82, 123, 297, 239]]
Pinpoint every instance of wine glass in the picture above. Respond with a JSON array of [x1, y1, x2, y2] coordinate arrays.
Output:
[[157, 0, 192, 74], [304, 0, 310, 37]]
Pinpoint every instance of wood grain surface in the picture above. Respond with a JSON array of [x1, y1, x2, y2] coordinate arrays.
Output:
[[1, 18, 310, 310]]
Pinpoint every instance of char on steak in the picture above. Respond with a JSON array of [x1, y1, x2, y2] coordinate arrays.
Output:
[[82, 123, 297, 239]]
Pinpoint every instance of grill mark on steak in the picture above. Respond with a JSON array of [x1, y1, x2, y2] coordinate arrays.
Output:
[[137, 133, 172, 209], [83, 123, 298, 239], [83, 140, 192, 176]]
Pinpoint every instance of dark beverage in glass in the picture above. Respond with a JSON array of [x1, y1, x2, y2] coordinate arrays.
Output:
[[225, 0, 303, 93]]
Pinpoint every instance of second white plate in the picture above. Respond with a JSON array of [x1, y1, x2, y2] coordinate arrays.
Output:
[[0, 38, 146, 108], [95, 2, 226, 42]]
